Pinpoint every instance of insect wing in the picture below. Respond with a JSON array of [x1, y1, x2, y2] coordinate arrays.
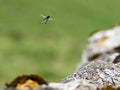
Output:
[[41, 14, 46, 18]]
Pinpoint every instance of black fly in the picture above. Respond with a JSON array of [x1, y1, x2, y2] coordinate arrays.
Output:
[[41, 14, 53, 24]]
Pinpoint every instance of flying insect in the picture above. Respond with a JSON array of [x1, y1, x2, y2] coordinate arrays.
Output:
[[41, 14, 53, 24]]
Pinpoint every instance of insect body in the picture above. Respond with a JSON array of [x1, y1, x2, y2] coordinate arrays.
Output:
[[41, 14, 53, 24]]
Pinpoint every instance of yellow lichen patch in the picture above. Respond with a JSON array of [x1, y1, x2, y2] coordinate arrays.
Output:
[[98, 36, 108, 46], [16, 79, 40, 90], [5, 74, 48, 89]]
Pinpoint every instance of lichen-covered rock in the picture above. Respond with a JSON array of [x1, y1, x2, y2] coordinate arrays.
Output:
[[40, 60, 120, 90], [62, 60, 120, 88], [63, 79, 97, 90], [38, 79, 97, 90], [4, 60, 120, 90], [78, 25, 120, 68], [5, 74, 48, 90]]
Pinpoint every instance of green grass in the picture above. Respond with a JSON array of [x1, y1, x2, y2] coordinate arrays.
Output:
[[0, 0, 120, 87]]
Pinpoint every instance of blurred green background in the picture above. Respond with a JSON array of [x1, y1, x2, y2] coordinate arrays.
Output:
[[0, 0, 120, 87]]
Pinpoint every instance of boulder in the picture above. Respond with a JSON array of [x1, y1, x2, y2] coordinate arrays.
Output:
[[78, 25, 120, 69]]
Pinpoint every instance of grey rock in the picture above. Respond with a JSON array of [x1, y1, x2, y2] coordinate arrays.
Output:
[[62, 60, 120, 88], [38, 79, 97, 90], [78, 26, 120, 69]]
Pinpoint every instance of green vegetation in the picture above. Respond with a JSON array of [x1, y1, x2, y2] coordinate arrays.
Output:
[[0, 0, 120, 87]]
